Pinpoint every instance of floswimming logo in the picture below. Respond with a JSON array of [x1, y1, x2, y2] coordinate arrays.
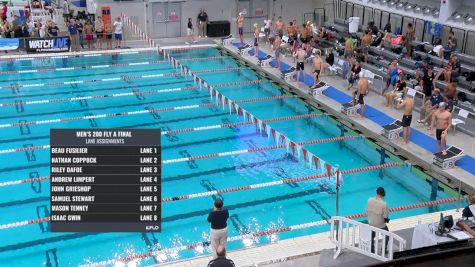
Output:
[[27, 37, 70, 52]]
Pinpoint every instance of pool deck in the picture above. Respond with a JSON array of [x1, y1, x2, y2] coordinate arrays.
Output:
[[215, 39, 475, 197], [154, 209, 462, 267]]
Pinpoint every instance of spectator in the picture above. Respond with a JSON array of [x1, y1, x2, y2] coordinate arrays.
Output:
[[457, 222, 475, 237], [445, 31, 457, 56], [421, 67, 435, 98], [383, 23, 391, 33], [429, 102, 452, 154], [366, 187, 390, 253], [22, 22, 30, 37], [47, 21, 59, 37], [368, 21, 379, 36], [95, 16, 104, 50], [207, 245, 235, 267], [386, 59, 399, 91], [385, 70, 406, 107], [104, 23, 112, 50], [405, 23, 414, 58], [207, 199, 229, 259], [434, 54, 460, 84], [325, 48, 334, 67], [344, 36, 355, 58], [12, 15, 23, 38], [63, 0, 70, 23], [77, 19, 85, 49], [360, 30, 372, 62], [113, 16, 123, 48], [430, 38, 444, 58], [68, 18, 80, 52], [197, 9, 208, 38], [445, 82, 457, 102], [84, 20, 94, 50], [372, 31, 383, 47], [418, 88, 444, 125], [1, 2, 7, 23], [347, 60, 361, 90], [263, 17, 272, 44], [2, 20, 11, 38]]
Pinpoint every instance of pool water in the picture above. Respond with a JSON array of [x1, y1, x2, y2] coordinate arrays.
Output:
[[0, 48, 458, 266]]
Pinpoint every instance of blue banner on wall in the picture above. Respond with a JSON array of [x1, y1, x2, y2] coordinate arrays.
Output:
[[424, 21, 442, 37], [0, 38, 20, 50]]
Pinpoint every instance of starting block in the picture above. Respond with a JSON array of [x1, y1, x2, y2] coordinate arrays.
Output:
[[238, 44, 252, 56], [433, 146, 464, 169], [258, 54, 272, 67], [381, 120, 403, 140], [281, 67, 295, 81], [311, 81, 329, 97], [221, 35, 235, 46], [341, 102, 360, 117]]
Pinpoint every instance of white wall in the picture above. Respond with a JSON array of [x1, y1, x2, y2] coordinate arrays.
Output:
[[180, 0, 237, 36]]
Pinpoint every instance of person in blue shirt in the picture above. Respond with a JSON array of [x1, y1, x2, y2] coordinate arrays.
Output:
[[207, 198, 229, 259], [418, 88, 443, 126], [68, 19, 80, 52]]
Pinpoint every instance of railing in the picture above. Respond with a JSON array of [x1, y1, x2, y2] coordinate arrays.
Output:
[[329, 216, 407, 262]]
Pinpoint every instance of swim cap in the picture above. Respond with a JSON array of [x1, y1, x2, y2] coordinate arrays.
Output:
[[397, 69, 403, 74], [253, 23, 258, 28], [439, 102, 446, 108]]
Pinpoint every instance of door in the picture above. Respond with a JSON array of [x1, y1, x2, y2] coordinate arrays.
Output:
[[151, 1, 182, 38]]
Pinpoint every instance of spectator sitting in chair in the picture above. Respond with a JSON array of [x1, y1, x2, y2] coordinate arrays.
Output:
[[434, 54, 460, 84], [417, 88, 444, 126], [430, 38, 445, 58], [347, 60, 361, 90], [385, 70, 406, 107], [444, 31, 457, 56]]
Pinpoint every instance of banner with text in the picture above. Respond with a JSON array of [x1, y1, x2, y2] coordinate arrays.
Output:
[[25, 36, 70, 53]]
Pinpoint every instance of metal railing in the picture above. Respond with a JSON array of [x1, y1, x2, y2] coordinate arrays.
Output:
[[329, 216, 407, 261]]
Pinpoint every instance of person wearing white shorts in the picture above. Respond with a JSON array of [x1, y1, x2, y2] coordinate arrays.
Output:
[[186, 17, 197, 45]]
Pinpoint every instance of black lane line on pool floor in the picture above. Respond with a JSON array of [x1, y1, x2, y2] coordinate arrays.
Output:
[[0, 66, 172, 83], [0, 188, 325, 253], [0, 111, 229, 145], [0, 79, 193, 101], [0, 93, 208, 120]]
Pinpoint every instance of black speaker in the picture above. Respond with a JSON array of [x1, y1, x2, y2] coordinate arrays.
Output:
[[207, 21, 230, 37]]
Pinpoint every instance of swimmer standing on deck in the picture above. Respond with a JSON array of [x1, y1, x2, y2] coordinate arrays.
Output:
[[236, 12, 244, 48], [354, 73, 369, 118], [396, 94, 414, 144], [293, 45, 306, 83], [312, 49, 324, 88], [429, 102, 452, 155]]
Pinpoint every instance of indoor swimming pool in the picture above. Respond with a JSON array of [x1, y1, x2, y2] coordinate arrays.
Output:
[[0, 47, 459, 266]]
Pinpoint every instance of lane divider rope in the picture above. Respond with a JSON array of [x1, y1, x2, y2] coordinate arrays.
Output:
[[162, 46, 337, 180], [0, 162, 404, 231], [79, 197, 458, 267], [161, 135, 359, 165], [0, 93, 288, 130], [0, 114, 321, 187], [0, 48, 156, 62], [0, 68, 252, 107]]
